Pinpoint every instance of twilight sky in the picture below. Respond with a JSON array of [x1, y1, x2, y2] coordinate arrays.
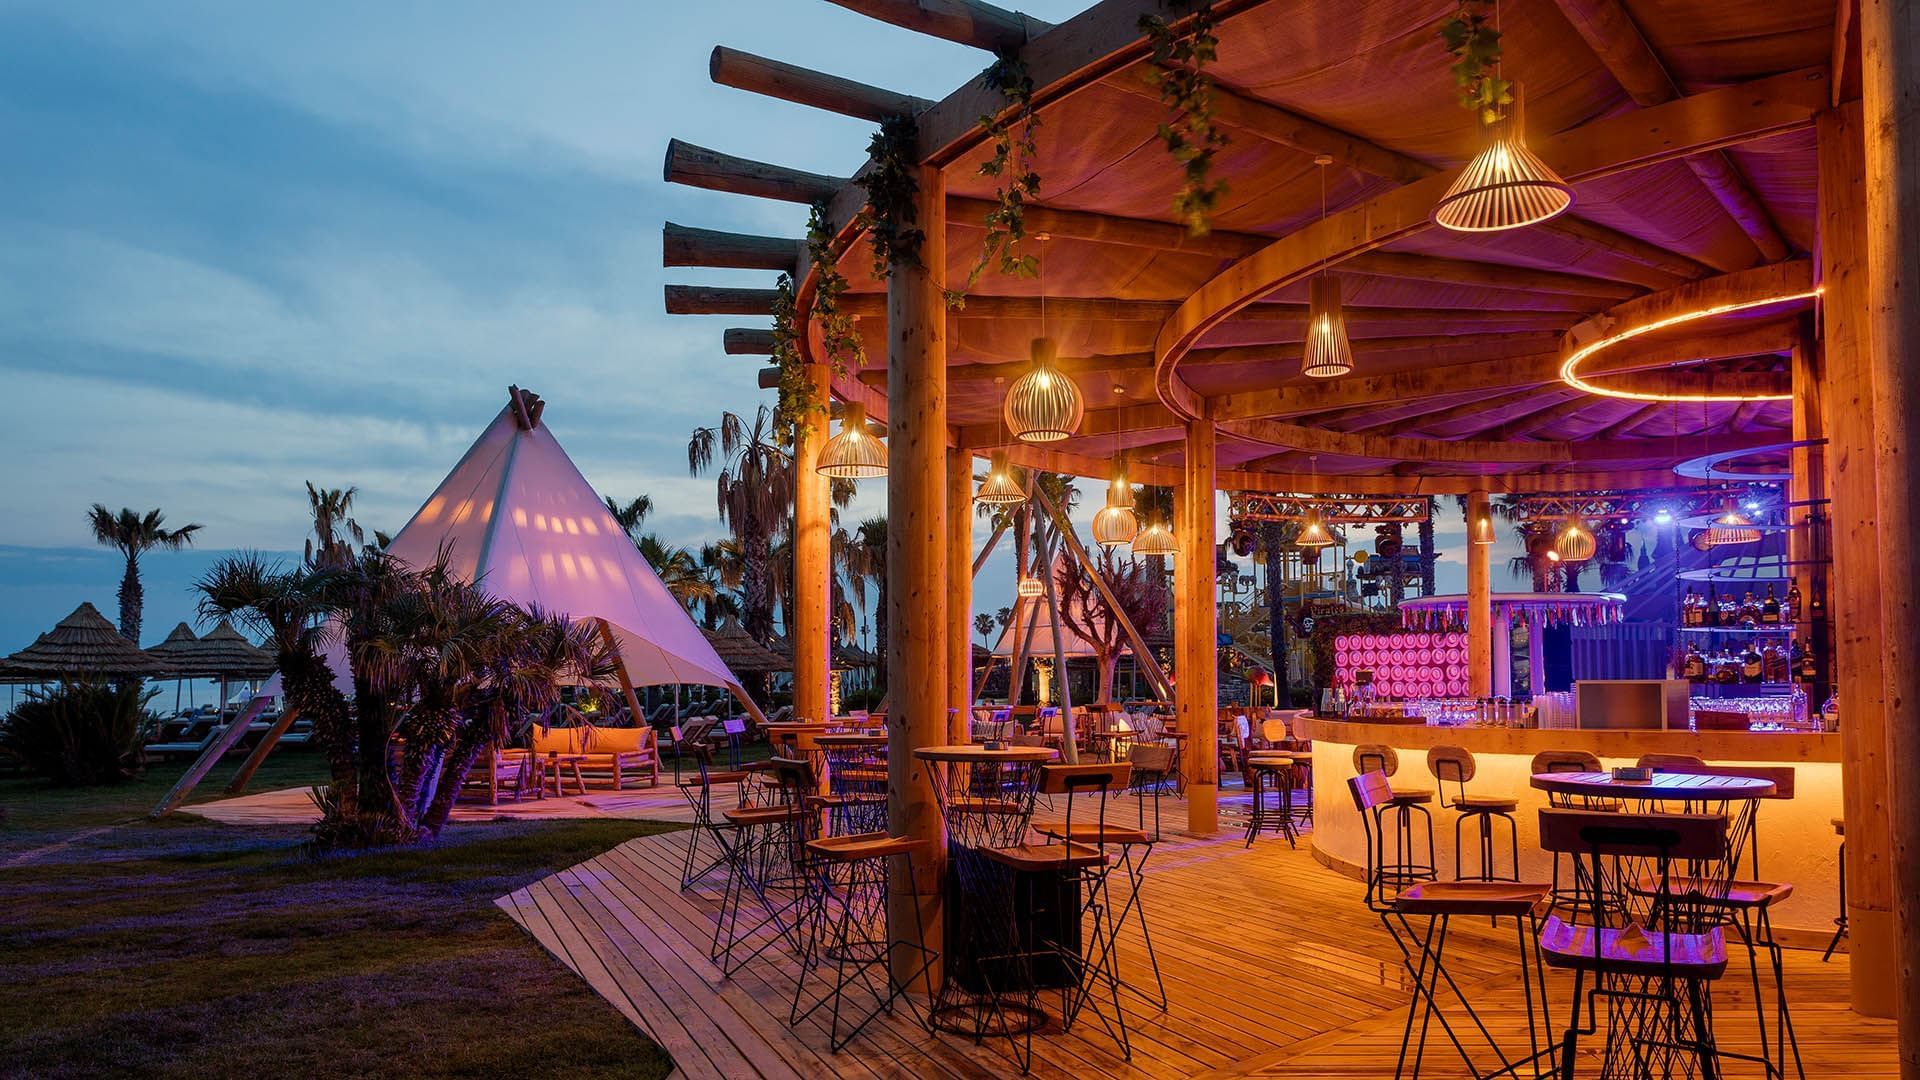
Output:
[[0, 0, 1500, 657]]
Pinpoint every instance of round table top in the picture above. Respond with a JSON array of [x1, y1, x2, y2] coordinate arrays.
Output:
[[914, 744, 1055, 763], [766, 721, 831, 733], [1530, 771, 1777, 800], [816, 733, 887, 747]]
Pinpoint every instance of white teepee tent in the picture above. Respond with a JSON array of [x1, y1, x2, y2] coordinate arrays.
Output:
[[385, 387, 761, 719]]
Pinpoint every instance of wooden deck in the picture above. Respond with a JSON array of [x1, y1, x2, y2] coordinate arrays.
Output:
[[496, 796, 1897, 1079]]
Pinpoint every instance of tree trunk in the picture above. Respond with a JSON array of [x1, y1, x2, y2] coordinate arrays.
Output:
[[421, 730, 488, 835], [1418, 506, 1437, 596], [743, 515, 772, 643], [1262, 521, 1291, 708], [1386, 524, 1406, 606], [1097, 651, 1116, 705], [117, 554, 142, 643]]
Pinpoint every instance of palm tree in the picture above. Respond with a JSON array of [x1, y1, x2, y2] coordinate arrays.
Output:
[[304, 484, 364, 568], [638, 535, 715, 611], [603, 494, 653, 543], [688, 407, 791, 644], [88, 506, 203, 643], [843, 518, 889, 670], [698, 540, 745, 630], [974, 612, 996, 648]]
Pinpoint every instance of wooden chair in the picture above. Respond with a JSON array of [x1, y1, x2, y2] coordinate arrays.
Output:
[[1353, 744, 1435, 892], [462, 746, 532, 805], [1351, 772, 1553, 1080], [1538, 807, 1732, 1079], [1427, 744, 1520, 882]]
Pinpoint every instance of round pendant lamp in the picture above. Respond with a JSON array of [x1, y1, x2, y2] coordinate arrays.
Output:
[[1004, 337, 1083, 442], [1295, 506, 1335, 547], [975, 448, 1026, 505], [1704, 501, 1760, 548], [1433, 86, 1573, 233], [1017, 575, 1044, 599], [1092, 459, 1137, 548], [1131, 520, 1179, 557], [816, 401, 887, 477], [1553, 516, 1596, 563]]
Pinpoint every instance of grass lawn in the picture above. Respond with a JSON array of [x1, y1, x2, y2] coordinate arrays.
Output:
[[0, 751, 679, 1079]]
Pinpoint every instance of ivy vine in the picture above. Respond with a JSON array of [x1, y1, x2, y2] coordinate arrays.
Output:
[[1139, 1, 1229, 236], [771, 202, 866, 448], [1439, 1, 1510, 126], [950, 49, 1042, 307], [855, 114, 925, 279], [807, 201, 865, 381], [767, 272, 810, 447]]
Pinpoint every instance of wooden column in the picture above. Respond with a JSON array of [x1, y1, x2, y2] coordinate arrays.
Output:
[[792, 363, 834, 725], [1176, 418, 1220, 835], [1861, 0, 1920, 1047], [1818, 102, 1896, 1018], [946, 448, 974, 743], [1466, 490, 1493, 698], [886, 164, 948, 982]]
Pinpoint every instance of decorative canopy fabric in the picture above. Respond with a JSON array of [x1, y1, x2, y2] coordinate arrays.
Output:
[[990, 602, 1125, 659], [1, 602, 173, 681], [385, 389, 746, 695]]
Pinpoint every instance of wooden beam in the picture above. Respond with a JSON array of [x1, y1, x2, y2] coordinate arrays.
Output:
[[664, 284, 779, 315], [756, 366, 780, 390], [1218, 416, 1778, 466], [947, 195, 1261, 259], [1467, 490, 1491, 697], [663, 138, 843, 204], [1487, 394, 1605, 439], [1590, 400, 1668, 439], [710, 46, 932, 122], [1342, 251, 1643, 300], [825, 0, 1043, 51], [663, 222, 801, 270], [1183, 332, 1568, 372], [1176, 418, 1220, 833], [1356, 388, 1560, 436], [724, 328, 777, 355], [793, 361, 831, 727], [222, 705, 301, 795], [1551, 0, 1791, 263]]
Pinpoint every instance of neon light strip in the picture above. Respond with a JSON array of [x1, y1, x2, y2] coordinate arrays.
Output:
[[1558, 289, 1821, 402]]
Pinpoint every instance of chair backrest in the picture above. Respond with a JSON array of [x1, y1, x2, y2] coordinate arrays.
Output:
[[1529, 748, 1601, 774], [1348, 770, 1395, 814], [1426, 744, 1476, 791], [1537, 808, 1729, 862], [1637, 752, 1705, 771], [1039, 762, 1131, 794], [1260, 717, 1288, 745], [1354, 742, 1399, 776], [769, 754, 816, 798], [1234, 715, 1252, 744], [1128, 743, 1175, 773]]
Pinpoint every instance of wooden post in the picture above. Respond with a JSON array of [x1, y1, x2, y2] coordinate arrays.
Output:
[[946, 448, 973, 743], [224, 705, 301, 795], [1860, 1, 1920, 1048], [148, 695, 273, 818], [885, 163, 948, 984], [1176, 418, 1219, 834], [1819, 102, 1897, 1019], [1527, 613, 1548, 698], [794, 363, 834, 725], [1466, 490, 1493, 698]]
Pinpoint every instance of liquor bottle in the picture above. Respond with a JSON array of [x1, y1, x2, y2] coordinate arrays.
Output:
[[1683, 643, 1706, 682], [1741, 644, 1764, 683], [1800, 639, 1819, 681], [1763, 642, 1788, 683], [1713, 650, 1739, 684], [1720, 591, 1739, 628], [1789, 638, 1806, 679], [1761, 584, 1781, 625], [1785, 582, 1803, 624], [1682, 587, 1697, 626], [1740, 590, 1759, 629], [1706, 587, 1720, 627]]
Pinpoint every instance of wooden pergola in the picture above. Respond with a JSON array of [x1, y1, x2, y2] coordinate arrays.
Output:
[[662, 0, 1919, 1040]]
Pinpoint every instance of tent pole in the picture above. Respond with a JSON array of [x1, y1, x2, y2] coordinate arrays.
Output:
[[1030, 480, 1174, 700], [1036, 522, 1078, 764], [225, 705, 302, 794]]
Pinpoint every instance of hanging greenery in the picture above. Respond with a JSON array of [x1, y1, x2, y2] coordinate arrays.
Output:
[[855, 114, 925, 278], [1138, 1, 1229, 236], [951, 49, 1042, 307], [772, 203, 867, 448], [1439, 0, 1510, 125]]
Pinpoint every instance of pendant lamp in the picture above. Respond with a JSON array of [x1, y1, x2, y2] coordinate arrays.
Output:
[[975, 449, 1026, 505], [1017, 574, 1044, 599], [1470, 509, 1495, 545], [1004, 337, 1083, 442], [816, 401, 887, 478], [1295, 506, 1335, 547], [1302, 156, 1354, 379], [1433, 85, 1573, 233], [1131, 519, 1179, 557], [1704, 501, 1760, 548], [1553, 516, 1595, 563], [1091, 455, 1137, 548]]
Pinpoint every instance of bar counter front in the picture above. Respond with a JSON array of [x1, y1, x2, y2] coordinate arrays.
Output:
[[1296, 713, 1844, 945]]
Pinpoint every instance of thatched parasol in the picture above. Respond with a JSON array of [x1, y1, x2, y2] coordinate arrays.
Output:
[[148, 619, 276, 680], [0, 602, 173, 681], [701, 618, 789, 675]]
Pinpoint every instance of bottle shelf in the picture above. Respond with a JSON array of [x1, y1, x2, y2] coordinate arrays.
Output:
[[1678, 624, 1798, 635]]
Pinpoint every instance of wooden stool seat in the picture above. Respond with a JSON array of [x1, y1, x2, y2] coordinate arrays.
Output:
[[1449, 792, 1519, 811], [1387, 787, 1434, 805], [948, 796, 1030, 816], [1394, 881, 1550, 918], [807, 791, 887, 809], [1630, 876, 1795, 908], [981, 840, 1109, 872], [680, 770, 749, 787], [1539, 915, 1728, 978], [805, 832, 927, 862], [722, 804, 806, 827], [1034, 821, 1153, 846]]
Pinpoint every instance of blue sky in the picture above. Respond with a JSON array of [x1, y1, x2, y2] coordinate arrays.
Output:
[[0, 0, 1497, 657]]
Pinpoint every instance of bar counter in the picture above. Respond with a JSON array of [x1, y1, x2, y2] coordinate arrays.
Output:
[[1295, 713, 1844, 943]]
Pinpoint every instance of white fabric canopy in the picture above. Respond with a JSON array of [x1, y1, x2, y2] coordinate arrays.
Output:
[[384, 395, 745, 696], [990, 601, 1121, 659]]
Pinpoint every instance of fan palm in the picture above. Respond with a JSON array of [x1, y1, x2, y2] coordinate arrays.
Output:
[[603, 494, 653, 543], [638, 535, 714, 611], [688, 407, 791, 644], [843, 518, 889, 669], [304, 484, 364, 568], [88, 505, 203, 643]]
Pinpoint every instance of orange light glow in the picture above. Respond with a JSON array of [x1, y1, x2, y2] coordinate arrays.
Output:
[[1558, 289, 1821, 402]]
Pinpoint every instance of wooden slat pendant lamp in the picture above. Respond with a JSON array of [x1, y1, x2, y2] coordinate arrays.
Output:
[[1705, 500, 1760, 548], [1092, 455, 1137, 548], [817, 400, 887, 477], [1303, 156, 1354, 379], [1433, 83, 1572, 233], [1295, 455, 1335, 547], [975, 448, 1026, 504], [1553, 515, 1596, 562], [1004, 234, 1083, 441]]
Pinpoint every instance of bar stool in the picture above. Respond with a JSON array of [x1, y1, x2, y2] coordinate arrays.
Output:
[[675, 739, 748, 890], [1824, 817, 1848, 961], [1426, 745, 1519, 883], [1244, 752, 1298, 848], [1353, 743, 1435, 902], [1351, 772, 1553, 1080], [711, 757, 811, 977], [1262, 717, 1312, 824], [1036, 765, 1168, 1012]]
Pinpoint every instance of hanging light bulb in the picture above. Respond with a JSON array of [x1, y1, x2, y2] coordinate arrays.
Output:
[[1131, 519, 1179, 557], [1091, 458, 1137, 548], [1302, 277, 1355, 379], [1704, 500, 1760, 548], [1017, 575, 1044, 599], [1553, 515, 1596, 563], [1470, 510, 1495, 545], [1295, 505, 1335, 547], [816, 401, 887, 477], [1004, 337, 1083, 442], [974, 448, 1026, 505], [1433, 84, 1573, 233]]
